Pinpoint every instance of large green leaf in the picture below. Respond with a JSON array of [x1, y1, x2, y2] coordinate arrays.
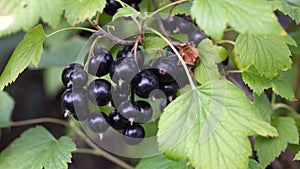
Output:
[[0, 126, 76, 169], [0, 92, 14, 128], [270, 0, 300, 23], [64, 0, 106, 25], [157, 80, 278, 169], [171, 2, 192, 16], [190, 0, 284, 40], [0, 25, 46, 91], [0, 0, 63, 37], [253, 93, 273, 123], [143, 36, 167, 51], [235, 32, 295, 78], [194, 39, 222, 84], [249, 159, 262, 169], [242, 66, 295, 100], [135, 154, 193, 169], [255, 117, 299, 168]]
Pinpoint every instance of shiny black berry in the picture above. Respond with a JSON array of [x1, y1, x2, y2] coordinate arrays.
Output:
[[87, 47, 113, 77], [131, 69, 159, 98], [136, 101, 153, 123], [188, 29, 207, 46], [69, 68, 88, 88], [87, 79, 112, 106], [122, 0, 142, 5], [160, 81, 178, 99], [61, 63, 84, 87], [163, 16, 177, 34], [118, 100, 140, 122], [61, 88, 88, 116], [108, 109, 129, 130], [111, 84, 130, 108], [153, 56, 178, 83], [110, 57, 139, 85], [87, 111, 109, 134], [104, 0, 121, 15], [123, 123, 145, 145], [116, 45, 144, 68]]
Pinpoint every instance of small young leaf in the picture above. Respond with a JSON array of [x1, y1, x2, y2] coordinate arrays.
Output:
[[270, 0, 300, 23], [0, 0, 63, 37], [112, 7, 140, 21], [249, 159, 262, 169], [0, 24, 46, 91], [236, 32, 295, 78], [143, 36, 167, 51], [255, 117, 299, 168], [135, 154, 193, 169], [0, 91, 14, 128], [158, 80, 278, 169], [194, 39, 222, 84], [171, 2, 192, 16], [0, 126, 76, 169], [64, 0, 106, 25], [242, 66, 295, 100], [191, 0, 284, 40]]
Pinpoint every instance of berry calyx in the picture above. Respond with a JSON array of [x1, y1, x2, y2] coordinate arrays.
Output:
[[131, 69, 159, 98], [153, 56, 178, 83], [118, 100, 140, 123], [108, 109, 129, 130], [110, 57, 139, 85], [87, 79, 112, 106], [61, 63, 84, 87], [87, 47, 113, 77], [123, 123, 145, 145]]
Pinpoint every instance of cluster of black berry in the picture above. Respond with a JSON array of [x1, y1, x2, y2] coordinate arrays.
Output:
[[60, 44, 190, 145], [163, 14, 207, 46], [104, 0, 142, 16]]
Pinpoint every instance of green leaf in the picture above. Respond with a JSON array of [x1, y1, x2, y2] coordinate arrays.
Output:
[[253, 93, 273, 123], [215, 45, 228, 62], [255, 117, 299, 168], [0, 0, 63, 37], [249, 159, 262, 169], [194, 39, 222, 84], [191, 0, 284, 40], [112, 6, 140, 21], [64, 0, 106, 25], [294, 151, 300, 161], [242, 66, 295, 100], [136, 154, 193, 169], [157, 80, 278, 169], [0, 126, 76, 169], [0, 24, 46, 91], [236, 32, 294, 78], [143, 36, 167, 51], [0, 92, 14, 128], [171, 2, 192, 16], [270, 0, 300, 23]]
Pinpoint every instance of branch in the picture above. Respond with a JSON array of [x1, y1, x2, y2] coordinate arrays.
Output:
[[291, 55, 300, 109]]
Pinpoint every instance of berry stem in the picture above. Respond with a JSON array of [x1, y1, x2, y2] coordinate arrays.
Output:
[[214, 40, 235, 46], [145, 26, 196, 90], [225, 70, 244, 74], [46, 27, 95, 38]]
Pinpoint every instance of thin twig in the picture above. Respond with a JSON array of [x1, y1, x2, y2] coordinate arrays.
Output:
[[10, 118, 70, 127], [291, 55, 300, 109], [151, 0, 171, 41]]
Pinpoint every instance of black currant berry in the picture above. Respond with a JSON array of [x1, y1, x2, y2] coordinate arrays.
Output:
[[108, 109, 129, 130], [131, 69, 159, 98], [104, 0, 121, 15], [61, 88, 88, 117], [87, 79, 112, 106], [163, 16, 177, 34], [160, 98, 170, 112], [110, 57, 139, 85], [135, 101, 153, 123], [87, 111, 109, 134], [159, 81, 178, 99], [188, 29, 207, 46], [61, 63, 84, 87], [69, 68, 88, 88], [176, 14, 193, 34], [116, 45, 144, 69], [111, 84, 130, 108], [123, 123, 145, 145], [118, 100, 140, 123], [86, 47, 113, 77], [153, 56, 178, 83]]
